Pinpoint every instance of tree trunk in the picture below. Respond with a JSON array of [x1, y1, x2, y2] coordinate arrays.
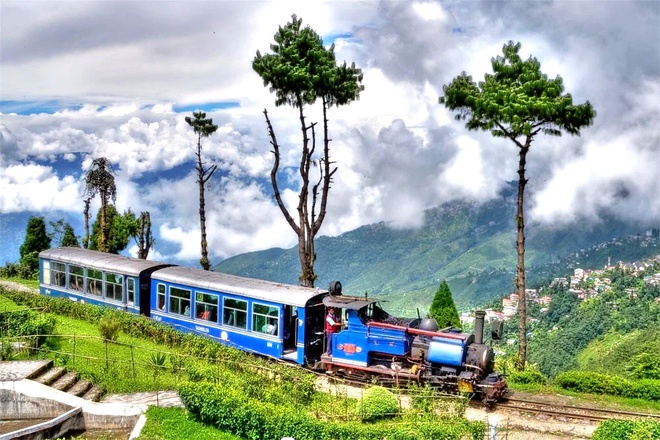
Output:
[[100, 190, 108, 252], [197, 134, 211, 271], [515, 141, 530, 371], [83, 198, 91, 249]]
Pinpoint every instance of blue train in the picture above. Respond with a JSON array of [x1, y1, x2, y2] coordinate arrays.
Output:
[[38, 247, 507, 403]]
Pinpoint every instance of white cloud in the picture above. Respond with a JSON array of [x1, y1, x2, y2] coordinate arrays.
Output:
[[0, 0, 658, 265]]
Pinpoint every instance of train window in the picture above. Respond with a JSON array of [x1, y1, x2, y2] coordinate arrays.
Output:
[[170, 287, 191, 317], [252, 303, 279, 337], [195, 292, 218, 322], [157, 284, 166, 311], [69, 265, 84, 292], [223, 298, 247, 329], [51, 262, 66, 288], [127, 278, 135, 305], [105, 272, 123, 302], [87, 269, 103, 296]]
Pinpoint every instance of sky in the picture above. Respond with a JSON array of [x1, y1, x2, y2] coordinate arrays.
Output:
[[1, 0, 659, 267]]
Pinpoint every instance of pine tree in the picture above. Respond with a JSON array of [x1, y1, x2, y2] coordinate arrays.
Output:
[[19, 216, 52, 276], [429, 280, 461, 329]]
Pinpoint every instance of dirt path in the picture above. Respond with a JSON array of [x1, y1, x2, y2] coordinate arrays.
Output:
[[0, 280, 38, 293]]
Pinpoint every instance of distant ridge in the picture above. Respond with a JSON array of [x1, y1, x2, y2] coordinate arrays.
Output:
[[214, 189, 658, 314]]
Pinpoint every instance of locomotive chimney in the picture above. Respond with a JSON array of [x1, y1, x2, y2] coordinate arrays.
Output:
[[474, 310, 486, 345]]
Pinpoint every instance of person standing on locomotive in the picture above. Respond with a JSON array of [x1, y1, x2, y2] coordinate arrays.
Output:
[[325, 307, 344, 355]]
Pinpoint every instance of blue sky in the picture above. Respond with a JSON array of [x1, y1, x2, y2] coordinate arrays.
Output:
[[1, 0, 658, 267]]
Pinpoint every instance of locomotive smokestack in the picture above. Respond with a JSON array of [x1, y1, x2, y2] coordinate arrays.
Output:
[[474, 310, 485, 344]]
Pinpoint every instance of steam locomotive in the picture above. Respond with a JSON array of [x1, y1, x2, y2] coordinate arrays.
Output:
[[38, 247, 507, 403]]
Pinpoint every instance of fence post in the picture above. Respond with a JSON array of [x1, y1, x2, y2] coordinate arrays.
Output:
[[105, 339, 109, 371], [131, 344, 136, 380]]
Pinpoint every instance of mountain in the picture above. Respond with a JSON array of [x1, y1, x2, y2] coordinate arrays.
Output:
[[215, 187, 659, 315]]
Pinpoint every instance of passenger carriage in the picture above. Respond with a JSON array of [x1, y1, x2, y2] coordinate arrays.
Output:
[[39, 248, 172, 315], [149, 266, 328, 364]]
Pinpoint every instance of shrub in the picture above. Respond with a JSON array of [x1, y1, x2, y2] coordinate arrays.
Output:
[[356, 385, 400, 421], [98, 317, 121, 341], [508, 369, 548, 385], [592, 419, 660, 440], [555, 370, 660, 401]]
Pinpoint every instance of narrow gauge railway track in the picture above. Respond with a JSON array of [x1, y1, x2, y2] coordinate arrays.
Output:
[[495, 396, 660, 422]]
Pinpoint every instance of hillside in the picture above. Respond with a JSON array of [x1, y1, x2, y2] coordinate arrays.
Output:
[[215, 189, 659, 314]]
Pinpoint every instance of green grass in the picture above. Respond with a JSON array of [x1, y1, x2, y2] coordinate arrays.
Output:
[[44, 314, 229, 393], [138, 407, 243, 440], [0, 294, 26, 312]]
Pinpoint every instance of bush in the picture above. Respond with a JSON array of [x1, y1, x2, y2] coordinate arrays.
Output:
[[555, 370, 660, 401], [592, 419, 660, 440], [179, 382, 485, 440], [508, 369, 548, 385], [356, 386, 400, 421], [98, 317, 121, 341]]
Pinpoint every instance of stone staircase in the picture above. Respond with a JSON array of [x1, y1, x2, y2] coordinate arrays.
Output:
[[27, 360, 105, 401]]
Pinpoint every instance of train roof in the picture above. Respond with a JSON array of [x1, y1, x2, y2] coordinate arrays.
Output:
[[323, 295, 381, 310], [152, 266, 327, 307], [39, 248, 172, 276]]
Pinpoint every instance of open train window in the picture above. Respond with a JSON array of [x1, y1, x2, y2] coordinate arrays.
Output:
[[127, 278, 135, 305], [69, 265, 84, 292], [87, 269, 102, 296], [170, 287, 191, 317], [157, 284, 166, 311], [252, 303, 279, 336], [105, 272, 123, 302], [50, 262, 66, 288], [196, 292, 218, 322], [223, 298, 247, 329]]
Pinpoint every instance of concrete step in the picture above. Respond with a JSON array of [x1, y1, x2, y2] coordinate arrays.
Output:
[[81, 385, 105, 402], [25, 360, 54, 380], [34, 366, 67, 386], [51, 371, 79, 392], [67, 379, 93, 397]]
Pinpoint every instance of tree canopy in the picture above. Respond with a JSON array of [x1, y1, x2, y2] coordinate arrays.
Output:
[[89, 206, 138, 254]]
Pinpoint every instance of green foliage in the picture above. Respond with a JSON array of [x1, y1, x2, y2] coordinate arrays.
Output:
[[98, 317, 121, 341], [592, 419, 660, 440], [179, 382, 485, 440], [139, 406, 242, 440], [0, 308, 55, 350], [90, 205, 138, 254], [356, 386, 400, 421], [253, 14, 363, 109], [440, 41, 596, 139], [507, 369, 548, 385], [428, 280, 460, 328], [49, 219, 80, 248], [19, 216, 52, 277], [555, 370, 660, 401]]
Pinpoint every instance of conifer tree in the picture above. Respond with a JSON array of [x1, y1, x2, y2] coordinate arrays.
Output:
[[429, 280, 461, 329], [440, 41, 595, 370], [19, 216, 51, 275]]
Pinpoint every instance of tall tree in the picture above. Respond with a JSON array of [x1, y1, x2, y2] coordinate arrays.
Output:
[[89, 206, 138, 254], [135, 211, 154, 259], [253, 14, 364, 287], [83, 157, 117, 253], [429, 280, 461, 329], [185, 111, 218, 271], [440, 41, 595, 370], [19, 216, 52, 275]]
